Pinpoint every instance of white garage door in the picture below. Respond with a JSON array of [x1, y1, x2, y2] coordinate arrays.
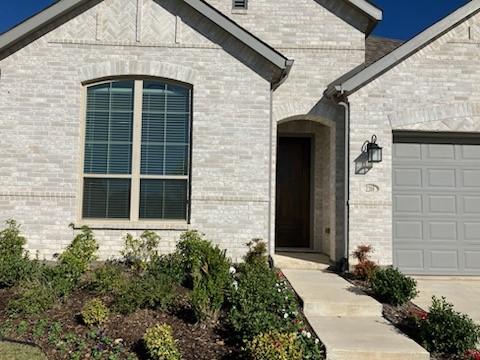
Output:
[[393, 133, 480, 275]]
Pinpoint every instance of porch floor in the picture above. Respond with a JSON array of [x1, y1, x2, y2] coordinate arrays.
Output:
[[273, 252, 330, 270]]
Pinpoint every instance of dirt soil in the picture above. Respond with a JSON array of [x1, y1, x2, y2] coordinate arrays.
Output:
[[0, 288, 240, 360]]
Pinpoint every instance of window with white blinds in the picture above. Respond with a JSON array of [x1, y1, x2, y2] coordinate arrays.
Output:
[[82, 79, 192, 221]]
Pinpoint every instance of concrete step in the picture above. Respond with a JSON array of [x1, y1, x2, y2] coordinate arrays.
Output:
[[273, 252, 330, 271], [283, 269, 383, 317], [308, 316, 430, 360]]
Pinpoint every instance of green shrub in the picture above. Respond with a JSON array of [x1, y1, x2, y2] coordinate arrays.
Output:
[[416, 296, 480, 355], [121, 231, 160, 272], [88, 261, 127, 294], [143, 324, 181, 360], [246, 331, 303, 360], [0, 219, 32, 288], [7, 280, 55, 315], [42, 265, 77, 297], [114, 273, 174, 314], [148, 253, 185, 285], [81, 298, 110, 327], [243, 239, 268, 267], [177, 230, 211, 275], [177, 231, 231, 321], [227, 264, 298, 341], [42, 226, 99, 297], [296, 333, 324, 360], [370, 268, 418, 306], [352, 244, 378, 280], [56, 226, 98, 284]]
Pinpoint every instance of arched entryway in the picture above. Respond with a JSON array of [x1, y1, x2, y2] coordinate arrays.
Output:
[[275, 116, 336, 260]]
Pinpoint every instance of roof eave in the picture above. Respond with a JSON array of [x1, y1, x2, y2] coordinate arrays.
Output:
[[0, 0, 293, 77], [0, 0, 91, 53], [327, 0, 480, 98], [347, 0, 383, 21]]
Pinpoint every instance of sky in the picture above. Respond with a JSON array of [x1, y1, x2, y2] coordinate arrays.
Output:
[[0, 0, 472, 41]]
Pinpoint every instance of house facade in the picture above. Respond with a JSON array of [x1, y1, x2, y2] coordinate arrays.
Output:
[[0, 0, 479, 275]]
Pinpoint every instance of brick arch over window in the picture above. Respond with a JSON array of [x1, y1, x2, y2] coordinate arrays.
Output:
[[78, 61, 196, 85]]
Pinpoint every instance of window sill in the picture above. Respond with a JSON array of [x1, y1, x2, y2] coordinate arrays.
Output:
[[73, 220, 189, 231], [231, 9, 248, 15]]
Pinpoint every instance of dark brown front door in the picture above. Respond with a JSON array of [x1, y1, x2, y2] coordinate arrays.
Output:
[[275, 136, 311, 248]]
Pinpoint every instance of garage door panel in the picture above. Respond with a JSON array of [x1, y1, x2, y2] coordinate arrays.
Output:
[[395, 249, 424, 271], [394, 143, 422, 160], [394, 220, 423, 241], [394, 194, 422, 214], [462, 196, 480, 215], [461, 145, 480, 160], [426, 169, 456, 188], [428, 221, 457, 242], [394, 168, 422, 187], [427, 195, 457, 215], [393, 139, 480, 275], [464, 223, 480, 242], [464, 251, 480, 271], [430, 250, 459, 271], [426, 144, 455, 160], [461, 169, 480, 188]]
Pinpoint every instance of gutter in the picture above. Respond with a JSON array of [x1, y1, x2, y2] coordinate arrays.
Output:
[[272, 59, 294, 91]]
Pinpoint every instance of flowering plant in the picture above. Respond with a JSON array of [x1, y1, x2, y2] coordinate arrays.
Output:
[[410, 308, 429, 321], [465, 349, 480, 360]]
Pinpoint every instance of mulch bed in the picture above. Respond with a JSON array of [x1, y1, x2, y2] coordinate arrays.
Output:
[[0, 287, 240, 360]]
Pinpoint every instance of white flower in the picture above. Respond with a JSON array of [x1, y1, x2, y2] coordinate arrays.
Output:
[[229, 266, 236, 275], [301, 330, 307, 336], [277, 288, 281, 292], [306, 332, 311, 339], [232, 280, 238, 290], [315, 339, 319, 344], [283, 313, 288, 319]]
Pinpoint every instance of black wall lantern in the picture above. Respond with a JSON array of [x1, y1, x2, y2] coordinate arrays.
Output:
[[366, 135, 383, 163]]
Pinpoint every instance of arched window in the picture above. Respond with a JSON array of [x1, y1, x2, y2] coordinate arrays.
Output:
[[82, 79, 192, 221]]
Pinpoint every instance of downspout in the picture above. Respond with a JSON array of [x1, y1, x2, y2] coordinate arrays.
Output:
[[338, 98, 350, 273], [268, 87, 274, 257]]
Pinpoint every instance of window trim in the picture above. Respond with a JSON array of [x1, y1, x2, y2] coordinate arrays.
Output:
[[232, 0, 248, 10], [76, 77, 193, 226]]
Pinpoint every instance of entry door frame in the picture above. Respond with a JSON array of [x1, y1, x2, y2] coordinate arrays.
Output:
[[275, 133, 316, 252]]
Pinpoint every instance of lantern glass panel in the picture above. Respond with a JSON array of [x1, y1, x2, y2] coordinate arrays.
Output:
[[367, 144, 382, 163]]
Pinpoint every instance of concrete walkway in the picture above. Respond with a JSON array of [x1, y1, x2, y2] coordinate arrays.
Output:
[[282, 267, 430, 360], [414, 277, 480, 324]]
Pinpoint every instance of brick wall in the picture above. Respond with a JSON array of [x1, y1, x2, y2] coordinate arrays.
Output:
[[349, 12, 480, 265]]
